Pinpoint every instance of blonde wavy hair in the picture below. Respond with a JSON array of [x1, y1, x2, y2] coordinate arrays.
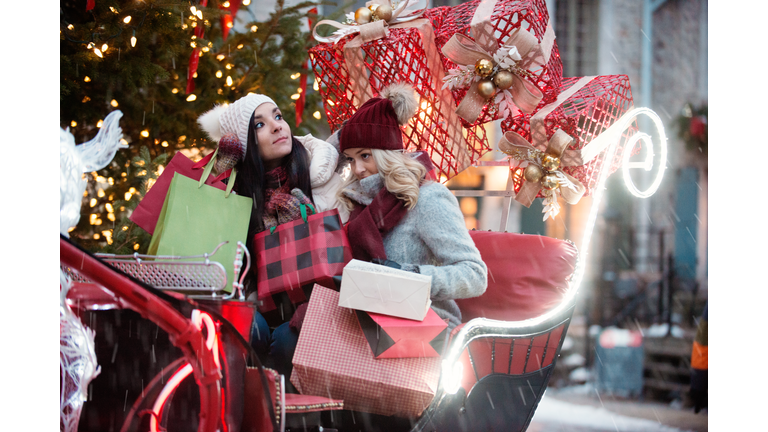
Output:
[[338, 149, 429, 211]]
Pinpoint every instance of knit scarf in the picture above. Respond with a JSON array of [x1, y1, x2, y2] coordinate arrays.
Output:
[[345, 151, 435, 261], [263, 166, 312, 230]]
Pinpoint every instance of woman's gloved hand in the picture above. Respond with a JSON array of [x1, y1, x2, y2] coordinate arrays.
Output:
[[371, 258, 419, 273]]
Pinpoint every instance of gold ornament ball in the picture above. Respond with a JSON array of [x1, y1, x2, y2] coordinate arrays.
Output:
[[355, 7, 372, 24], [523, 164, 543, 183], [541, 173, 559, 190], [541, 153, 561, 171], [476, 78, 497, 99], [373, 4, 393, 21], [493, 70, 515, 90], [474, 58, 494, 78]]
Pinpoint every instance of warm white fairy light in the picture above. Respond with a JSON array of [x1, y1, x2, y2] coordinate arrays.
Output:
[[123, 16, 131, 24], [313, 79, 320, 91], [131, 35, 137, 47], [222, 1, 231, 7], [216, 54, 226, 61], [71, 121, 77, 128], [226, 76, 233, 86], [216, 70, 223, 78], [313, 111, 321, 120], [97, 120, 103, 128], [291, 73, 301, 79], [243, 0, 251, 5], [101, 44, 108, 53], [186, 94, 197, 102], [291, 93, 300, 100], [251, 25, 258, 32], [237, 44, 244, 50], [93, 48, 103, 58], [110, 99, 119, 107], [141, 130, 149, 137]]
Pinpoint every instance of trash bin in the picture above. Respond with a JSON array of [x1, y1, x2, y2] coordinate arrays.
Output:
[[594, 327, 644, 397]]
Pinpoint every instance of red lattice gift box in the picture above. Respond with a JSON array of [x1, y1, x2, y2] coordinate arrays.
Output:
[[309, 22, 491, 182], [502, 74, 638, 197], [425, 0, 563, 127]]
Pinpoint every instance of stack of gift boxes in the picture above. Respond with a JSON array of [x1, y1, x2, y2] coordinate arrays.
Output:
[[310, 0, 638, 214], [295, 0, 641, 417]]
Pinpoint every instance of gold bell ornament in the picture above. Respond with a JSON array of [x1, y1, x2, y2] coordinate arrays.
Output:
[[355, 7, 372, 24], [474, 58, 494, 78], [523, 164, 544, 183], [372, 3, 393, 21], [540, 173, 559, 190], [493, 70, 515, 90], [541, 153, 561, 171], [477, 78, 496, 99]]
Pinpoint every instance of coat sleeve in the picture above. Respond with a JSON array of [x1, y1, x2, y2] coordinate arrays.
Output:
[[294, 134, 350, 224], [408, 184, 487, 302]]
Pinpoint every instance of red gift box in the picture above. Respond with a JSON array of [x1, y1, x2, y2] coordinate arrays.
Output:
[[425, 0, 563, 126], [310, 19, 490, 182], [502, 74, 638, 198], [355, 308, 448, 359], [252, 209, 351, 311], [291, 285, 441, 417]]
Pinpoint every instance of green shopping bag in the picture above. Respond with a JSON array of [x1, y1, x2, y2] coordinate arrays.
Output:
[[147, 154, 252, 292]]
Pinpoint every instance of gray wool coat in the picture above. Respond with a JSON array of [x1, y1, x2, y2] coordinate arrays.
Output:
[[341, 174, 488, 328]]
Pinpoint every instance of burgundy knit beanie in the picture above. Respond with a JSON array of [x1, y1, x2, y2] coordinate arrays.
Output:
[[339, 83, 419, 153]]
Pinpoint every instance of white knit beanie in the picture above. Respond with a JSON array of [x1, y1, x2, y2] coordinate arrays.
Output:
[[197, 93, 277, 145]]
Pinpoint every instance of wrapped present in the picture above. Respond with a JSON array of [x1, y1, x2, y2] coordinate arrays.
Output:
[[309, 0, 490, 182], [499, 75, 638, 219], [426, 0, 563, 126], [291, 285, 441, 417], [338, 259, 433, 321], [355, 308, 448, 359]]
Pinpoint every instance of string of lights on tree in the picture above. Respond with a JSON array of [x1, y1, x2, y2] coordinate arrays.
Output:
[[60, 0, 330, 254]]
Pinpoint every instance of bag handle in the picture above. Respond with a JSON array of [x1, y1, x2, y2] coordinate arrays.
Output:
[[196, 148, 237, 197], [268, 203, 316, 234]]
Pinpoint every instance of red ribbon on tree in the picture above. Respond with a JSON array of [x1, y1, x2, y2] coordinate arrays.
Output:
[[295, 8, 317, 128], [187, 0, 209, 95], [220, 0, 242, 41], [86, 0, 95, 11]]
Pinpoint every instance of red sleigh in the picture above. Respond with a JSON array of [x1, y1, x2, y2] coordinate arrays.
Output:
[[61, 220, 579, 432]]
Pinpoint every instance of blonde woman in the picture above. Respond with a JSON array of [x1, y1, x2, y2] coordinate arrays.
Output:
[[337, 84, 487, 329]]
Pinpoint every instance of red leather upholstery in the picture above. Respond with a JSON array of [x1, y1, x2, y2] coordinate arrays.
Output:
[[457, 231, 578, 322]]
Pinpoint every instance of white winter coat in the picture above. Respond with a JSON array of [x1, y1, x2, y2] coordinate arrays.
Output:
[[295, 134, 350, 224]]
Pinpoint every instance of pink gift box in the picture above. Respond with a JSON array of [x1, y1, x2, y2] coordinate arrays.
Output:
[[291, 285, 441, 417], [356, 308, 448, 359]]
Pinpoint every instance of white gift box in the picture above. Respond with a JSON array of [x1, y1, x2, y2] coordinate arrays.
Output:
[[338, 259, 433, 321]]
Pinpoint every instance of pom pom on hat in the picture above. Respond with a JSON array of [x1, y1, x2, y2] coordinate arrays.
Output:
[[339, 82, 418, 153]]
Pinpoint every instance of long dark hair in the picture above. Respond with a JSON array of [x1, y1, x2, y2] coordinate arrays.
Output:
[[233, 109, 314, 240]]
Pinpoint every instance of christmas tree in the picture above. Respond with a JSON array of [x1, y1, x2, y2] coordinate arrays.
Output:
[[60, 0, 338, 254]]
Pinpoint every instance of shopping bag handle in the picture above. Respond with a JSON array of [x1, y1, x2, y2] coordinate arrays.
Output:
[[196, 148, 237, 197], [268, 203, 316, 234]]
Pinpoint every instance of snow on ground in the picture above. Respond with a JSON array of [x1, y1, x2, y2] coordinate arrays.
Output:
[[531, 393, 690, 432]]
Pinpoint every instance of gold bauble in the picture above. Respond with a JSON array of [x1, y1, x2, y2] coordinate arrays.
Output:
[[474, 58, 494, 78], [540, 173, 559, 190], [523, 164, 543, 183], [373, 4, 393, 21], [493, 70, 515, 90], [355, 7, 372, 24], [476, 78, 497, 99], [541, 153, 561, 171]]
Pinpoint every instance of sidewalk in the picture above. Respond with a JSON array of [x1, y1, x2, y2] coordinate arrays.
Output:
[[528, 386, 707, 432]]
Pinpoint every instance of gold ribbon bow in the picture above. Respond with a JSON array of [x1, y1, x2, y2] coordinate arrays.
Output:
[[439, 0, 555, 124], [499, 129, 586, 220], [312, 0, 428, 44]]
